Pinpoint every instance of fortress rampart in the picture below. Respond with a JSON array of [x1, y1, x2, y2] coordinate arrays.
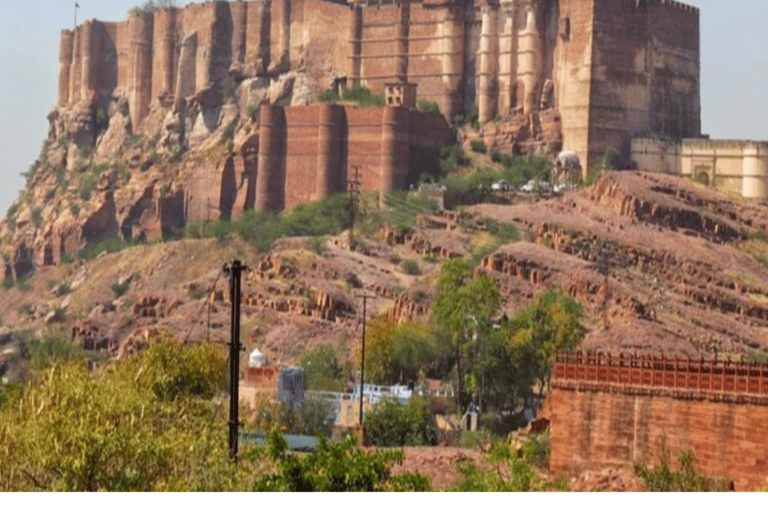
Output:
[[185, 104, 451, 221], [631, 138, 768, 199], [56, 0, 700, 171], [550, 352, 768, 491]]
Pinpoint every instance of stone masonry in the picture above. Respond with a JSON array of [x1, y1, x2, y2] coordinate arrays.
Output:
[[550, 352, 768, 491]]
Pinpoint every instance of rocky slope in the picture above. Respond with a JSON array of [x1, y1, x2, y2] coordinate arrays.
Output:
[[3, 171, 768, 382]]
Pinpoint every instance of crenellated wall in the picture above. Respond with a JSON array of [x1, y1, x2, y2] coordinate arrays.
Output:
[[550, 352, 768, 491]]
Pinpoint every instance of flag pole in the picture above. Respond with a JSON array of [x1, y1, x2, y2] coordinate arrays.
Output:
[[74, 2, 79, 30]]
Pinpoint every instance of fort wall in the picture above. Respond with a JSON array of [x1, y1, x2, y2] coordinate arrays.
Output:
[[54, 0, 701, 195], [550, 352, 768, 491], [631, 138, 768, 199]]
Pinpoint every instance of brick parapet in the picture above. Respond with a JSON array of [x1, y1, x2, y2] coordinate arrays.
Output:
[[551, 352, 768, 490], [553, 352, 768, 399]]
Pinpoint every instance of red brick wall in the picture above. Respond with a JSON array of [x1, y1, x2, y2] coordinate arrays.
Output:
[[550, 353, 768, 491]]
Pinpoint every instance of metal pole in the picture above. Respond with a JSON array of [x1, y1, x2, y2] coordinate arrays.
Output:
[[226, 260, 246, 462], [359, 295, 368, 427], [356, 293, 375, 432]]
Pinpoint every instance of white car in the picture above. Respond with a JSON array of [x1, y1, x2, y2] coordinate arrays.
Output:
[[491, 180, 510, 192]]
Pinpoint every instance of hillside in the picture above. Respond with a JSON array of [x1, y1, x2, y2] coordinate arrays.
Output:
[[3, 169, 768, 384]]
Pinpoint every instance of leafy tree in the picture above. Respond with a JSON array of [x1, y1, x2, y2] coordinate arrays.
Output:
[[432, 258, 501, 413], [0, 337, 246, 491], [252, 431, 432, 491], [362, 318, 453, 386], [508, 287, 585, 403], [363, 396, 438, 448], [301, 343, 349, 392]]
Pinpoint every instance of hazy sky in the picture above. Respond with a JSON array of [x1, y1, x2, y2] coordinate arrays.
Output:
[[0, 0, 765, 215]]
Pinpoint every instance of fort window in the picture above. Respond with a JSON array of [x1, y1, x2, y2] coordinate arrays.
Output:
[[560, 17, 570, 41]]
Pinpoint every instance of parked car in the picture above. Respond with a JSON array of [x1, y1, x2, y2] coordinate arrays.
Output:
[[491, 179, 510, 192]]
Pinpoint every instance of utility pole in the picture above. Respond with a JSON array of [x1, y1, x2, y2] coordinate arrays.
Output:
[[348, 166, 361, 251], [356, 293, 375, 433], [224, 260, 247, 462]]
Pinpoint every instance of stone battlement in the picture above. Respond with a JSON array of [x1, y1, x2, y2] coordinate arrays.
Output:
[[550, 351, 768, 491], [553, 351, 768, 401]]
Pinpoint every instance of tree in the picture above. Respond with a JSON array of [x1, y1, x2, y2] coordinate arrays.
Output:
[[362, 318, 453, 386], [252, 431, 432, 491], [508, 287, 585, 403], [300, 343, 349, 392], [0, 337, 245, 491], [363, 396, 438, 448], [432, 258, 501, 414]]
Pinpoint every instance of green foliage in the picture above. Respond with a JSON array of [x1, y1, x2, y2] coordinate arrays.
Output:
[[300, 343, 349, 392], [443, 156, 551, 193], [484, 218, 521, 242], [593, 147, 621, 174], [111, 280, 130, 298], [246, 104, 258, 121], [138, 337, 225, 401], [17, 331, 84, 372], [251, 395, 336, 438], [450, 434, 563, 491], [78, 236, 133, 261], [377, 191, 439, 230], [79, 175, 97, 201], [5, 202, 19, 222], [130, 0, 177, 15], [432, 258, 501, 411], [0, 338, 252, 492], [363, 318, 453, 386], [401, 259, 420, 275], [470, 139, 487, 154], [453, 104, 479, 130], [317, 90, 340, 103], [363, 396, 438, 448], [69, 203, 81, 217], [31, 208, 42, 228], [508, 287, 585, 400], [634, 442, 730, 492], [440, 144, 471, 174], [185, 193, 351, 252], [341, 85, 385, 107], [78, 145, 94, 160], [417, 99, 440, 115], [252, 432, 431, 491]]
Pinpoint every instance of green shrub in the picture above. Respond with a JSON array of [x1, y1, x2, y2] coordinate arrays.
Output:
[[252, 432, 432, 491], [300, 344, 349, 392], [401, 259, 420, 275], [246, 104, 258, 122], [69, 203, 81, 217], [317, 90, 340, 103], [79, 175, 97, 201], [440, 144, 471, 174], [363, 396, 438, 447], [470, 139, 487, 154], [634, 443, 731, 492], [78, 236, 133, 261], [111, 281, 130, 298], [417, 99, 440, 115], [341, 85, 385, 107]]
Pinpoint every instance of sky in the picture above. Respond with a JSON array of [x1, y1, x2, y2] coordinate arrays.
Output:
[[0, 0, 766, 215]]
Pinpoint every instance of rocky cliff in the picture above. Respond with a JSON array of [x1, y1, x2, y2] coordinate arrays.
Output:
[[0, 1, 408, 281]]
